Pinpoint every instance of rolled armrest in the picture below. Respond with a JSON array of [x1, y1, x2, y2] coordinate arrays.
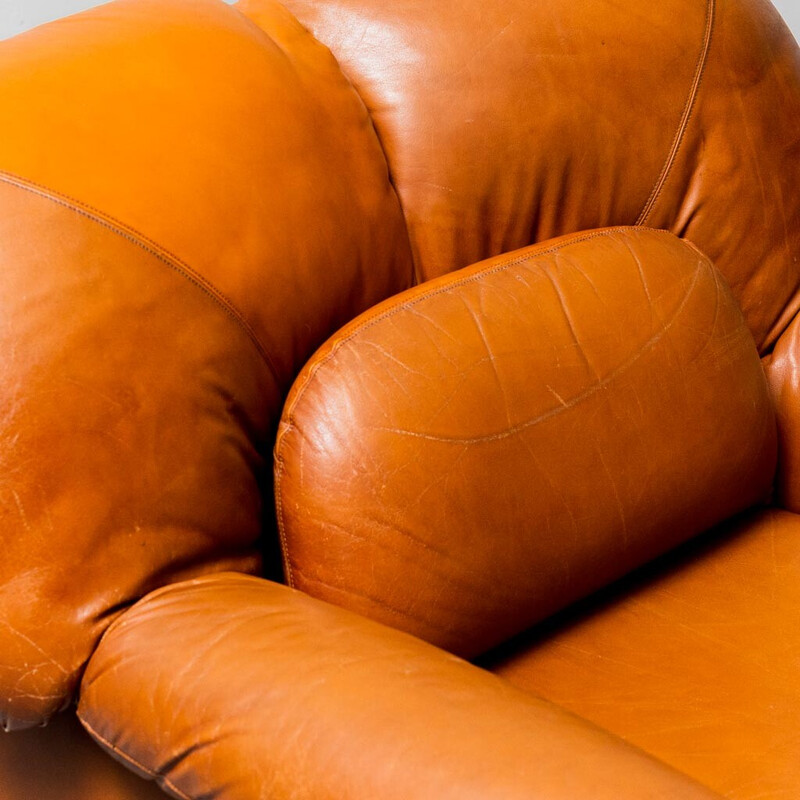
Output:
[[78, 573, 721, 800], [275, 227, 776, 658]]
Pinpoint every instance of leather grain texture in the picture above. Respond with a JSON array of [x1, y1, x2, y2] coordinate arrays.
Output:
[[764, 313, 800, 513], [639, 0, 800, 354], [276, 227, 777, 658], [488, 508, 800, 799], [0, 0, 412, 730], [78, 573, 723, 800], [0, 0, 798, 794], [273, 0, 709, 283], [274, 0, 800, 354], [0, 181, 268, 729]]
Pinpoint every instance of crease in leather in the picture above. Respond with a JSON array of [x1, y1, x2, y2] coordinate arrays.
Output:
[[368, 262, 702, 444], [0, 169, 280, 384], [293, 513, 498, 594], [636, 0, 715, 226], [279, 226, 668, 433], [275, 226, 677, 587], [77, 573, 728, 798], [293, 570, 460, 637], [232, 0, 418, 288], [761, 287, 800, 359]]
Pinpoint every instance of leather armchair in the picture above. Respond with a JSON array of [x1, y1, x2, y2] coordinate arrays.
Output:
[[0, 0, 798, 797]]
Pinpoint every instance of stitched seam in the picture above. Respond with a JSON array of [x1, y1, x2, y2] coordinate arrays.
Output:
[[275, 449, 295, 587], [374, 263, 704, 445], [0, 170, 280, 383], [274, 226, 672, 571], [77, 712, 195, 800], [635, 0, 715, 226]]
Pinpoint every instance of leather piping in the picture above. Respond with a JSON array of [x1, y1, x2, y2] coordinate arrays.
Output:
[[635, 0, 715, 226], [0, 170, 281, 384]]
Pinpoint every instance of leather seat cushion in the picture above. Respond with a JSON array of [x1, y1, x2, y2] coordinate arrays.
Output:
[[486, 507, 800, 798]]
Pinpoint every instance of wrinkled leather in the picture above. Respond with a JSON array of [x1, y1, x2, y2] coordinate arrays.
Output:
[[274, 0, 800, 352], [0, 182, 267, 729], [641, 0, 800, 353], [487, 508, 800, 799], [0, 0, 798, 796], [0, 0, 411, 729], [272, 0, 709, 282], [78, 573, 723, 800], [764, 314, 800, 512], [276, 227, 776, 657]]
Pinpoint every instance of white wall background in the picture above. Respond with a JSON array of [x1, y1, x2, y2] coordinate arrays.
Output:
[[0, 0, 108, 39], [773, 0, 800, 39], [0, 0, 233, 40], [0, 0, 798, 45]]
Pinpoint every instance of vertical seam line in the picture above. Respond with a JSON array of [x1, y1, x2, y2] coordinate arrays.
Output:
[[635, 0, 715, 226]]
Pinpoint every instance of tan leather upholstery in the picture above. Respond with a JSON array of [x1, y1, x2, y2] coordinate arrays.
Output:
[[274, 0, 800, 352], [276, 227, 776, 657], [765, 317, 800, 512], [488, 508, 800, 798], [272, 0, 711, 282], [0, 0, 798, 795], [0, 180, 267, 728], [0, 0, 410, 730], [78, 573, 722, 800]]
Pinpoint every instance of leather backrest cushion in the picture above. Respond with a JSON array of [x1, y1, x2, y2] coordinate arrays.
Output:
[[0, 0, 411, 730], [278, 0, 800, 353], [276, 228, 777, 658]]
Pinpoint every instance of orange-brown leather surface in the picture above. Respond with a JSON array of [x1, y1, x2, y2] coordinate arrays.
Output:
[[0, 0, 411, 730], [487, 508, 800, 799], [276, 228, 776, 658], [271, 0, 707, 281], [641, 0, 800, 353], [78, 573, 723, 800], [0, 0, 412, 387], [0, 712, 164, 800], [0, 181, 267, 729], [0, 0, 797, 792], [273, 0, 800, 351], [764, 314, 800, 513]]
